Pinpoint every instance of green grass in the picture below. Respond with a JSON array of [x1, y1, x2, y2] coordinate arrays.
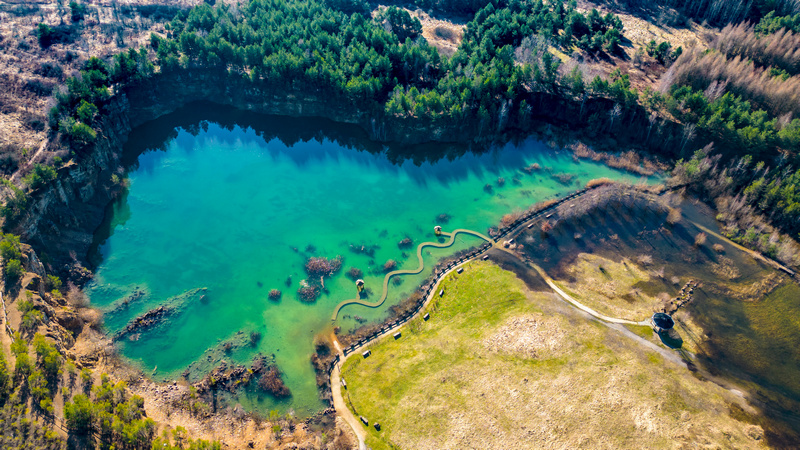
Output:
[[626, 324, 656, 341], [341, 260, 764, 449], [341, 262, 540, 449]]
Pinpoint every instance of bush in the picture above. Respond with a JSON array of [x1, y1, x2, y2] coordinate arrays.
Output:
[[65, 394, 95, 432], [5, 259, 23, 282], [68, 122, 97, 144], [666, 208, 682, 225], [23, 163, 57, 190], [0, 233, 21, 260], [694, 232, 707, 247], [69, 1, 87, 22], [36, 23, 53, 48]]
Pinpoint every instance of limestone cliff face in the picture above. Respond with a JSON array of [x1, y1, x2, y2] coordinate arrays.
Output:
[[18, 95, 131, 278], [14, 68, 679, 279]]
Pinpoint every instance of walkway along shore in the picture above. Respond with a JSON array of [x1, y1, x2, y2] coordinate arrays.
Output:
[[324, 182, 795, 446], [330, 229, 495, 321], [326, 185, 628, 447]]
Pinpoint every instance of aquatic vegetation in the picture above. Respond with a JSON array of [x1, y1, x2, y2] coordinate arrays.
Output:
[[382, 260, 398, 272], [522, 163, 541, 174], [397, 237, 413, 249], [349, 243, 379, 257], [297, 284, 320, 302], [250, 331, 262, 347], [497, 177, 506, 186], [268, 289, 281, 301], [552, 172, 576, 185], [435, 213, 451, 224], [346, 267, 363, 281], [258, 366, 291, 399], [304, 256, 343, 277]]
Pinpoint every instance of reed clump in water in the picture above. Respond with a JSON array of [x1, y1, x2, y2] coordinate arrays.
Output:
[[346, 267, 363, 281], [304, 256, 343, 277]]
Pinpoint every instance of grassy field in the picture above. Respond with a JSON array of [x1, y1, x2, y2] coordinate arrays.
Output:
[[341, 262, 764, 449]]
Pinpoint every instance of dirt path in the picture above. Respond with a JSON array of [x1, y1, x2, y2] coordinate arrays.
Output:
[[10, 138, 49, 183], [329, 351, 367, 450], [692, 222, 796, 277], [531, 265, 651, 326], [329, 255, 468, 450]]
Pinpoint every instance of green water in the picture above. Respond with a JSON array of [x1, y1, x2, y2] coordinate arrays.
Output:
[[86, 112, 645, 416]]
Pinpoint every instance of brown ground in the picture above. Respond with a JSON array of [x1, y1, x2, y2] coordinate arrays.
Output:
[[573, 1, 714, 92], [0, 258, 350, 449], [0, 0, 202, 183]]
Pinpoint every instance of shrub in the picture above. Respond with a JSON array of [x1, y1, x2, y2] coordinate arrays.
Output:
[[694, 232, 707, 247], [23, 163, 57, 190], [586, 177, 614, 188], [5, 259, 23, 282], [0, 233, 22, 260], [69, 1, 87, 22], [36, 23, 53, 48], [540, 220, 553, 235], [666, 208, 682, 225], [65, 394, 95, 432]]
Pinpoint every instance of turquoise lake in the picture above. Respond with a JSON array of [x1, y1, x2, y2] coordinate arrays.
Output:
[[86, 107, 647, 416]]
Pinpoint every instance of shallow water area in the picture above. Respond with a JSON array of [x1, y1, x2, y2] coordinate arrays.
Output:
[[86, 109, 647, 416]]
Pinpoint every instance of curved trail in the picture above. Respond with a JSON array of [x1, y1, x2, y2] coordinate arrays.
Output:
[[331, 229, 495, 320], [530, 265, 651, 326]]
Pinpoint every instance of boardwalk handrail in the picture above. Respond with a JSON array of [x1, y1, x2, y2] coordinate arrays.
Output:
[[321, 184, 613, 376], [330, 229, 495, 320]]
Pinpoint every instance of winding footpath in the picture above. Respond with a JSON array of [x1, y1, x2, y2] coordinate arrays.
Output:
[[330, 229, 495, 320], [327, 200, 661, 447]]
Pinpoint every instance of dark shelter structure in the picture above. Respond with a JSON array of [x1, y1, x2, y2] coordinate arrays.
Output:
[[652, 312, 675, 334]]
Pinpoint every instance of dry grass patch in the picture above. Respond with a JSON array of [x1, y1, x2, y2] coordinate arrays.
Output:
[[343, 261, 764, 450], [481, 314, 567, 359], [560, 253, 658, 321]]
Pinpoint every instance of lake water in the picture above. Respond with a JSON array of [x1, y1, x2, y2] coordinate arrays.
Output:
[[86, 106, 646, 416]]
